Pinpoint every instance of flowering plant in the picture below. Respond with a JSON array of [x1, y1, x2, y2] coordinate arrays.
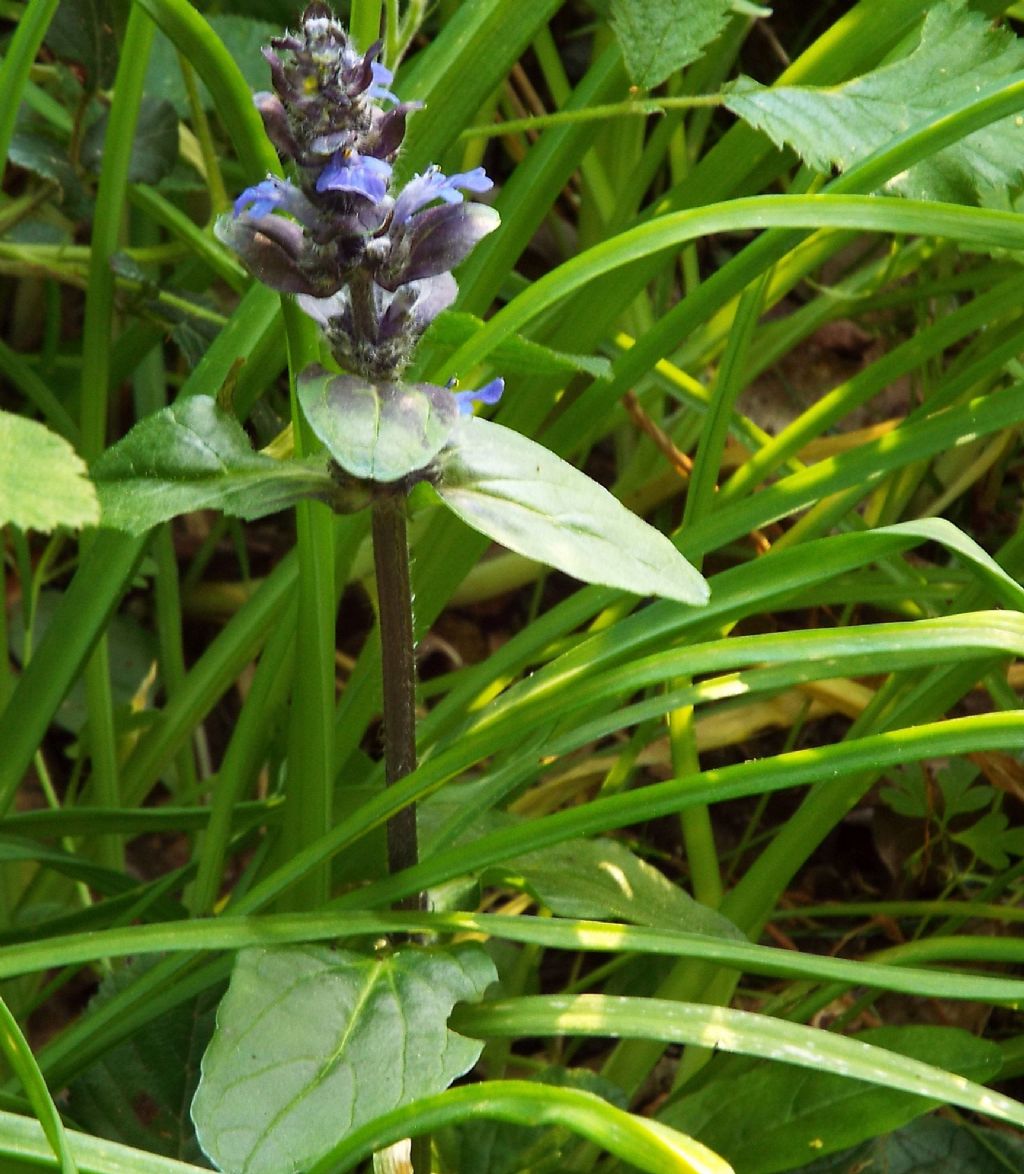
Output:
[[91, 15, 709, 1167], [94, 2, 707, 601], [216, 3, 504, 486]]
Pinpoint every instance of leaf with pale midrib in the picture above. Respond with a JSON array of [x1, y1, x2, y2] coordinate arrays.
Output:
[[436, 417, 709, 605], [92, 397, 336, 533], [192, 943, 496, 1174]]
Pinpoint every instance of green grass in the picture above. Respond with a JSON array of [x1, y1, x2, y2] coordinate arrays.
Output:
[[1, 1, 1024, 1171]]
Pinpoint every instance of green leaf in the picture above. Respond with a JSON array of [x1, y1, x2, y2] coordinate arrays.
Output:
[[662, 1026, 1003, 1173], [46, 0, 117, 89], [67, 958, 215, 1165], [0, 992, 78, 1173], [506, 837, 744, 940], [423, 800, 741, 939], [192, 943, 496, 1174], [0, 1105, 213, 1172], [147, 16, 277, 117], [935, 761, 992, 818], [436, 1067, 627, 1174], [92, 396, 337, 533], [297, 365, 459, 483], [610, 0, 734, 90], [82, 96, 180, 185], [307, 1079, 733, 1174], [0, 834, 153, 896], [880, 765, 930, 820], [951, 810, 1021, 871], [801, 1115, 1024, 1174], [7, 589, 157, 734], [0, 409, 99, 532], [435, 417, 709, 605], [723, 1, 1024, 203], [455, 994, 1024, 1130], [8, 123, 85, 210], [423, 312, 611, 379]]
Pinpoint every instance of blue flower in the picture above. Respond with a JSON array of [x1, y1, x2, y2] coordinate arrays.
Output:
[[221, 5, 502, 383], [316, 150, 392, 202], [369, 61, 400, 105], [454, 377, 504, 416], [392, 166, 493, 226], [233, 176, 317, 227]]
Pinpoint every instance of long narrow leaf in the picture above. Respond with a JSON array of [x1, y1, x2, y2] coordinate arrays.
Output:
[[451, 994, 1024, 1128]]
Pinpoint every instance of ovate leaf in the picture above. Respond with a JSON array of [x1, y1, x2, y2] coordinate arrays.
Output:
[[298, 365, 459, 483], [662, 1026, 1002, 1174], [192, 943, 496, 1174], [436, 417, 709, 605], [46, 0, 117, 89], [7, 590, 156, 734], [802, 1115, 1024, 1174], [82, 97, 180, 186], [423, 800, 740, 938], [8, 126, 84, 209], [67, 958, 214, 1165], [724, 1, 1024, 203], [506, 837, 743, 940], [92, 396, 336, 533], [147, 17, 277, 116], [0, 410, 99, 532], [611, 0, 735, 90]]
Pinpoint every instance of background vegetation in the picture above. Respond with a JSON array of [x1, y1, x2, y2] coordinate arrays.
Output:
[[2, 0, 1024, 1170]]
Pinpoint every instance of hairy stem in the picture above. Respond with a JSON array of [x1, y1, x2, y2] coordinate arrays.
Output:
[[371, 488, 423, 911]]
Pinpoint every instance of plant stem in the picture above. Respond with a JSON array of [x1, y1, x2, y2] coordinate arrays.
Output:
[[371, 488, 422, 911]]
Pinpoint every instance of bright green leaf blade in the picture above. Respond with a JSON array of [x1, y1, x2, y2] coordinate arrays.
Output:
[[611, 0, 734, 90], [423, 311, 611, 379], [191, 943, 497, 1174], [448, 917, 1024, 1005], [0, 1106, 209, 1173], [436, 418, 709, 605], [437, 197, 1024, 382], [0, 993, 78, 1173], [663, 1026, 1003, 1173], [453, 995, 1024, 1130], [724, 2, 1024, 202], [306, 1079, 734, 1174], [435, 1067, 629, 1173], [0, 912, 1021, 1008], [297, 365, 459, 482], [0, 409, 99, 532], [92, 396, 335, 533]]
